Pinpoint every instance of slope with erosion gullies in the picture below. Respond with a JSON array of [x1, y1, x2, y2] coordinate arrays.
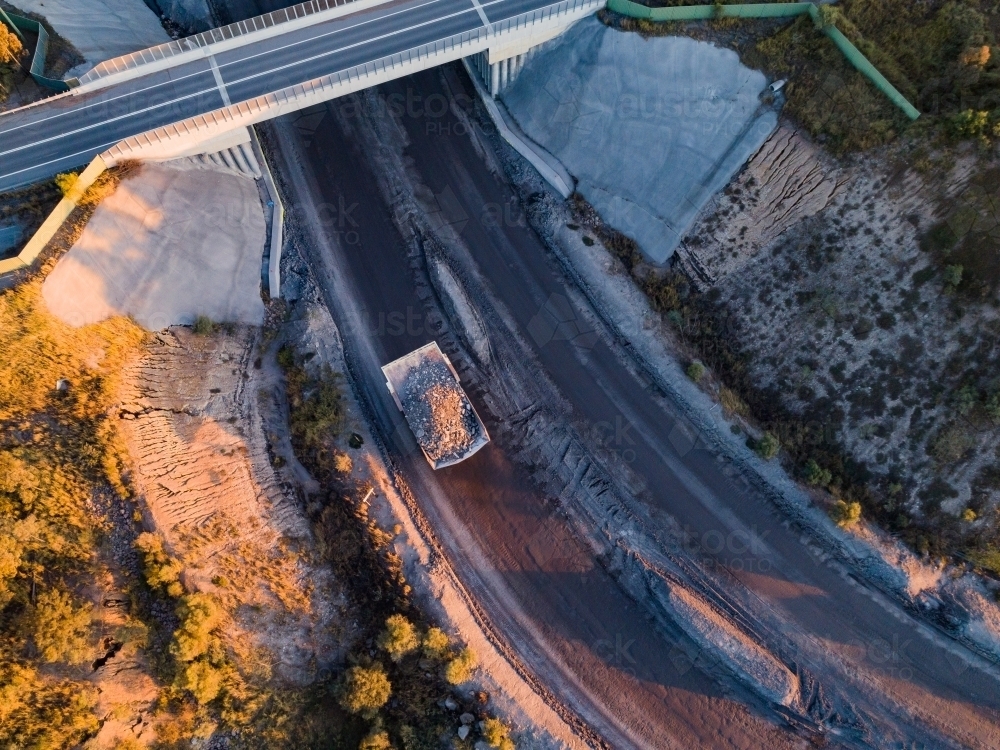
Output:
[[117, 324, 346, 691], [607, 0, 1000, 655]]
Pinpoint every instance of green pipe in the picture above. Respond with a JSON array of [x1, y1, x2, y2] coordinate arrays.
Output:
[[807, 6, 920, 120], [604, 0, 920, 120], [0, 6, 26, 42]]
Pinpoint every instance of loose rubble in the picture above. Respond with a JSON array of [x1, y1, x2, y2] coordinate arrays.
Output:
[[384, 343, 488, 468], [401, 358, 480, 462]]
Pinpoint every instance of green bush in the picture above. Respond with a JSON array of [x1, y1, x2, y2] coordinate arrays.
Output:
[[943, 264, 964, 291], [830, 500, 862, 528], [686, 361, 706, 383], [803, 459, 832, 488], [422, 627, 450, 659], [333, 452, 353, 474], [956, 385, 978, 415], [24, 588, 93, 665], [359, 729, 393, 750], [377, 614, 419, 662], [0, 23, 24, 66], [929, 422, 976, 464], [135, 532, 184, 597], [340, 665, 392, 717], [482, 717, 514, 750], [171, 593, 224, 663], [53, 172, 78, 197], [444, 647, 478, 685], [177, 658, 224, 704], [286, 365, 347, 462], [192, 315, 214, 335], [968, 548, 1000, 575], [0, 663, 99, 748], [986, 391, 1000, 420], [754, 432, 780, 460]]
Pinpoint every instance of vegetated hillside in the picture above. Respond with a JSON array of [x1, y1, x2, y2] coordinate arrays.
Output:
[[595, 2, 1000, 581], [0, 277, 148, 748], [0, 165, 164, 749], [610, 0, 1000, 153], [745, 0, 1000, 154]]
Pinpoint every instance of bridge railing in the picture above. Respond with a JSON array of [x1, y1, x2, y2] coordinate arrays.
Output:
[[76, 0, 377, 88], [101, 0, 603, 167]]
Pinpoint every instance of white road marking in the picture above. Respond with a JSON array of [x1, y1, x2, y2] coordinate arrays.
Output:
[[469, 0, 493, 35], [0, 139, 124, 181], [0, 0, 545, 165], [0, 86, 221, 159], [208, 55, 231, 106], [0, 0, 455, 138]]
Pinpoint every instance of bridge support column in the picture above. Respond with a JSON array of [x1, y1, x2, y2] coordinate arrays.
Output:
[[490, 61, 500, 97]]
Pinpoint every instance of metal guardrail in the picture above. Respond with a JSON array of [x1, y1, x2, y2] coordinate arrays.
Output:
[[2, 0, 598, 280], [77, 0, 369, 87], [3, 13, 72, 91], [102, 0, 602, 165], [605, 0, 920, 120]]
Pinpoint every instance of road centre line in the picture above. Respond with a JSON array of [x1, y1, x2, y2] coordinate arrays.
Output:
[[0, 139, 124, 181], [0, 0, 453, 137], [0, 85, 225, 159], [208, 55, 231, 106], [0, 0, 525, 141], [0, 0, 543, 162]]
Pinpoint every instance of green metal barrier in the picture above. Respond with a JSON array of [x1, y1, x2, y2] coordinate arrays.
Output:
[[608, 0, 813, 20], [0, 7, 24, 41], [605, 0, 920, 120], [0, 12, 72, 92], [819, 18, 920, 120]]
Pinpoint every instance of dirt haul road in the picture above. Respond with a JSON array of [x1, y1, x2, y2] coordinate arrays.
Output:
[[263, 65, 1000, 748]]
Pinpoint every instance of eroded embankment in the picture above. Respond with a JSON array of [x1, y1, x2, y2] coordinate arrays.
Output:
[[118, 325, 344, 684]]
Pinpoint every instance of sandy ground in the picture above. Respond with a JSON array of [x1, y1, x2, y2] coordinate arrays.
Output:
[[11, 0, 169, 76], [43, 160, 266, 330], [118, 324, 345, 686], [502, 17, 777, 263]]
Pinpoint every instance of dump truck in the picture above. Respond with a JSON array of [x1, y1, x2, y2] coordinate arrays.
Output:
[[382, 341, 490, 469]]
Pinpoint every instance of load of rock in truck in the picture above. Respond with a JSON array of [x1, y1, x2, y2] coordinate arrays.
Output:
[[382, 341, 490, 469]]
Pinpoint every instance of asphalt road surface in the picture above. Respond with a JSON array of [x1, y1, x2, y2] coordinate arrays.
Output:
[[0, 0, 561, 191], [262, 62, 1000, 748]]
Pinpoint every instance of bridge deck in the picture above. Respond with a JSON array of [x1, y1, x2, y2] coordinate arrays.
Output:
[[0, 0, 559, 191]]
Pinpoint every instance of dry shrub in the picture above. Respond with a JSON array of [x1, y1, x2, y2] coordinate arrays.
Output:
[[78, 160, 142, 207], [0, 22, 23, 65], [719, 386, 748, 415]]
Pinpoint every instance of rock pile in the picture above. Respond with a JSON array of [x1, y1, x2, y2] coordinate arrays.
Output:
[[400, 358, 480, 464]]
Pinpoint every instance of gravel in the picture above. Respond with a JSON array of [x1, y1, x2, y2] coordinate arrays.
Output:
[[399, 356, 481, 464]]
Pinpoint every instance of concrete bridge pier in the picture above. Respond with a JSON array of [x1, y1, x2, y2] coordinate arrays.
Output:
[[475, 46, 534, 97]]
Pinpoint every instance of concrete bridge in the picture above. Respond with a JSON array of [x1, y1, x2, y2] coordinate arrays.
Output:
[[0, 0, 601, 192]]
